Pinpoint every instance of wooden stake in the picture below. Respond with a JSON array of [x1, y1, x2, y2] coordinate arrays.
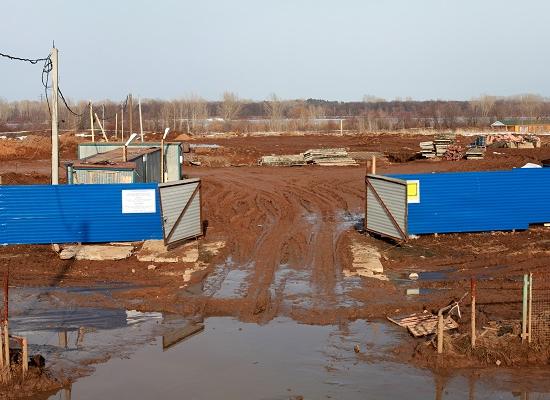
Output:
[[21, 337, 28, 375], [138, 97, 144, 142], [115, 113, 118, 139], [437, 312, 444, 354], [89, 101, 95, 142], [471, 278, 476, 348], [3, 323, 9, 368], [371, 155, 376, 175], [94, 113, 109, 142], [128, 94, 133, 141]]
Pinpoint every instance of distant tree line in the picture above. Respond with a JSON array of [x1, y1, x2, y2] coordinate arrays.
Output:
[[1, 92, 549, 134]]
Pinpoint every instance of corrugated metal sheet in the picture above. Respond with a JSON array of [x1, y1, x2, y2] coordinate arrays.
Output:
[[366, 175, 407, 240], [74, 169, 134, 184], [0, 183, 163, 244], [146, 151, 162, 183], [78, 143, 182, 181], [390, 168, 550, 235], [159, 179, 202, 244]]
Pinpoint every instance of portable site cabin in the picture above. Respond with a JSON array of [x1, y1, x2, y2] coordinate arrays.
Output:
[[365, 168, 550, 241], [68, 147, 162, 184], [77, 142, 185, 182]]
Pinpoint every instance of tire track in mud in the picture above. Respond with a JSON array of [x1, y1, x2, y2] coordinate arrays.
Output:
[[193, 166, 366, 323]]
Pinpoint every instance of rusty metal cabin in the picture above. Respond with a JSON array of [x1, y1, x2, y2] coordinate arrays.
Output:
[[69, 147, 162, 184]]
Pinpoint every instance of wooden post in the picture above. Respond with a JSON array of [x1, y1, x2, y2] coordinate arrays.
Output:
[[138, 97, 144, 142], [89, 101, 95, 142], [340, 119, 343, 135], [528, 272, 533, 343], [115, 113, 118, 139], [128, 94, 133, 141], [50, 47, 59, 185], [371, 155, 376, 175], [94, 113, 109, 142], [521, 274, 529, 342], [123, 146, 128, 162], [437, 312, 444, 354], [21, 337, 28, 375], [121, 106, 124, 142], [3, 322, 8, 368], [160, 139, 165, 183], [58, 331, 67, 348], [471, 278, 476, 348], [3, 269, 9, 368]]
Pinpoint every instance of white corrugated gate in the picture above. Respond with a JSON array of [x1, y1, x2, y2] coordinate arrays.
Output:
[[365, 174, 408, 241], [159, 178, 203, 246]]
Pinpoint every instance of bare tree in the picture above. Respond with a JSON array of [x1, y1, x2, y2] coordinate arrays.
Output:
[[219, 91, 242, 121], [264, 93, 286, 132]]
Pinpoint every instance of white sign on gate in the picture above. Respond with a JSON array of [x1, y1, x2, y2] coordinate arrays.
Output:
[[122, 189, 156, 213]]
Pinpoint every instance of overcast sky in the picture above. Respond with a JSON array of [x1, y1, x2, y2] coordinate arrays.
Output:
[[2, 0, 549, 102]]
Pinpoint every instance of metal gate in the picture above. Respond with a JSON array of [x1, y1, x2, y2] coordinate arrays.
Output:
[[365, 174, 408, 241], [158, 178, 203, 247]]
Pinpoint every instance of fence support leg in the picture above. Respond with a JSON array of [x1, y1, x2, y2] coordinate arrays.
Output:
[[471, 277, 476, 348], [521, 274, 529, 342], [437, 312, 444, 354], [528, 272, 533, 344]]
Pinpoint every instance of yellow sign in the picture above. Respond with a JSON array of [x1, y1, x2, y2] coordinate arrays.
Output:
[[407, 180, 420, 203]]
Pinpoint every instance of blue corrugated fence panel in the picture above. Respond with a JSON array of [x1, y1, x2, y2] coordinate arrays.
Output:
[[389, 168, 550, 235], [0, 183, 163, 244]]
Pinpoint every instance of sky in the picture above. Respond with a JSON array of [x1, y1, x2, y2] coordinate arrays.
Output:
[[1, 0, 550, 102]]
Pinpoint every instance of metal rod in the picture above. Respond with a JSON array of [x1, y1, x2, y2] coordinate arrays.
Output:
[[471, 277, 476, 348], [528, 272, 533, 344], [521, 274, 529, 342]]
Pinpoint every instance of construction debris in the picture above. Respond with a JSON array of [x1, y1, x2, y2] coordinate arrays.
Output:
[[419, 133, 457, 159], [466, 147, 485, 160], [442, 144, 465, 161], [258, 155, 307, 167], [388, 311, 459, 337], [259, 148, 358, 167], [486, 134, 541, 149], [59, 245, 134, 261]]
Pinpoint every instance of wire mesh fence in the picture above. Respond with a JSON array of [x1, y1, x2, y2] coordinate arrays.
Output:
[[530, 272, 550, 343]]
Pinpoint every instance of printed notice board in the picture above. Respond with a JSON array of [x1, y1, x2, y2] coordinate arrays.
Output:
[[122, 189, 156, 213]]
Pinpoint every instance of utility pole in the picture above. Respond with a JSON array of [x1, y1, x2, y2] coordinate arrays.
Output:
[[128, 93, 133, 140], [138, 97, 144, 142], [102, 104, 105, 134], [51, 47, 59, 185], [89, 101, 95, 142], [115, 113, 118, 139], [121, 106, 124, 141]]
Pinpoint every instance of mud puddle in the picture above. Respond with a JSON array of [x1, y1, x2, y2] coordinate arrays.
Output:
[[5, 286, 186, 389], [49, 317, 550, 400]]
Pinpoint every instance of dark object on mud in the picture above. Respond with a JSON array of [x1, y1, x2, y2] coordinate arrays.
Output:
[[353, 344, 361, 353], [8, 350, 45, 369], [386, 151, 418, 163], [30, 354, 46, 368]]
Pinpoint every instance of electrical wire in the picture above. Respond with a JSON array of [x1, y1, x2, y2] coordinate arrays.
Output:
[[0, 51, 49, 64]]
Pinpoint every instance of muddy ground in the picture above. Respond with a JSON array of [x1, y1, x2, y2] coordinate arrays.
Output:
[[2, 131, 550, 396]]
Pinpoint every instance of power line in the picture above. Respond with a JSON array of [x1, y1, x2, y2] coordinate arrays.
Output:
[[0, 51, 49, 64]]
